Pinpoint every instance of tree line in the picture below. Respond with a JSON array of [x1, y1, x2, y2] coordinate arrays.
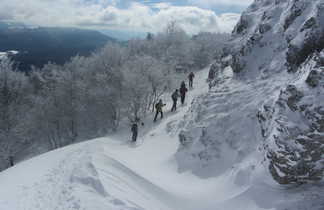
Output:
[[0, 23, 229, 170]]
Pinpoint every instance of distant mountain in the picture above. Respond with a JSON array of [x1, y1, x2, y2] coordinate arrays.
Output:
[[0, 23, 115, 71], [100, 29, 146, 41]]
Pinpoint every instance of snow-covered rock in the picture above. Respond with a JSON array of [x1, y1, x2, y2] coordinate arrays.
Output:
[[176, 0, 324, 186], [259, 52, 324, 184], [230, 0, 324, 75]]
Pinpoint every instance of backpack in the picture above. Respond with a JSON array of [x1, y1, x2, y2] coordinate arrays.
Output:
[[180, 86, 187, 94]]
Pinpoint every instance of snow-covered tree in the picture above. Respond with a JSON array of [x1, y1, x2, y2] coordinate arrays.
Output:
[[121, 56, 168, 121], [0, 58, 32, 168]]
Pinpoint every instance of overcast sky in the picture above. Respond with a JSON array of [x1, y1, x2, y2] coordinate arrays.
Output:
[[0, 0, 253, 34]]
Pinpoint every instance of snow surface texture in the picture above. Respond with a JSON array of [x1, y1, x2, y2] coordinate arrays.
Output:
[[1, 0, 324, 209], [1, 67, 323, 210]]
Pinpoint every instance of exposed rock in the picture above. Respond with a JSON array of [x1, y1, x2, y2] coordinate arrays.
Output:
[[259, 54, 324, 184], [286, 2, 324, 72], [259, 23, 272, 34], [306, 70, 321, 87], [231, 53, 246, 73], [283, 0, 306, 31], [233, 16, 249, 35], [301, 17, 316, 32], [285, 85, 304, 111]]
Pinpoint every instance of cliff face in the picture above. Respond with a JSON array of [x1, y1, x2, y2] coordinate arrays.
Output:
[[231, 0, 324, 75], [176, 0, 324, 184], [259, 51, 324, 184]]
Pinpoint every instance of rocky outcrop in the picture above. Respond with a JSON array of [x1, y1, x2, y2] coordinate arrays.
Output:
[[230, 0, 324, 74], [177, 0, 324, 185], [286, 12, 324, 72], [258, 52, 324, 184], [230, 0, 324, 184]]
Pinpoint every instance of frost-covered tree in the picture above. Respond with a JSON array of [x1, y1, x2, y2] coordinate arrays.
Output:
[[89, 43, 125, 131], [0, 58, 31, 168], [192, 32, 230, 68], [122, 56, 168, 121]]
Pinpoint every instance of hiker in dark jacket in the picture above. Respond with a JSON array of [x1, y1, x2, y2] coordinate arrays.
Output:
[[131, 123, 138, 142], [154, 99, 166, 122], [171, 89, 180, 112], [180, 81, 188, 105], [188, 72, 195, 88]]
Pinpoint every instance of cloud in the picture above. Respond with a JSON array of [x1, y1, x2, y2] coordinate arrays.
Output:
[[151, 2, 173, 10], [0, 0, 240, 34], [188, 0, 253, 7], [217, 13, 241, 33]]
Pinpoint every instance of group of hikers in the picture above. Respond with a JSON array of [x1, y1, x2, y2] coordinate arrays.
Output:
[[131, 72, 195, 142]]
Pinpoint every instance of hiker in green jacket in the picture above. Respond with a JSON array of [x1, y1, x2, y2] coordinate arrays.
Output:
[[154, 99, 166, 122]]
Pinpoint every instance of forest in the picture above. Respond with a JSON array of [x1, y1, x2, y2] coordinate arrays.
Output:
[[0, 22, 229, 170]]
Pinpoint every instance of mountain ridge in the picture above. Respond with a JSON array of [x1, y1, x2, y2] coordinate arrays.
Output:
[[0, 22, 115, 71]]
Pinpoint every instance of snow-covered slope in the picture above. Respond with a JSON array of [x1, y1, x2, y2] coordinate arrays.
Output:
[[0, 69, 221, 210], [175, 0, 324, 208], [0, 68, 262, 210], [0, 140, 175, 210], [1, 0, 324, 209], [1, 66, 323, 210]]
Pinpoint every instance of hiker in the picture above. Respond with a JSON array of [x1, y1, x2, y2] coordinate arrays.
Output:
[[180, 81, 188, 105], [209, 81, 213, 90], [8, 156, 14, 167], [131, 122, 138, 142], [188, 72, 195, 88], [154, 99, 166, 122], [171, 89, 180, 112]]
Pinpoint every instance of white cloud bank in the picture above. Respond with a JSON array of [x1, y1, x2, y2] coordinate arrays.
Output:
[[0, 0, 241, 34], [189, 0, 253, 7]]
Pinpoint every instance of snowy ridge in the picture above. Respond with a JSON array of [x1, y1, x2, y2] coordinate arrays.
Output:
[[0, 139, 175, 210]]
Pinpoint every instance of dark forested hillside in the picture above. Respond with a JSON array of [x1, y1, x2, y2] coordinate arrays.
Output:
[[0, 24, 115, 71]]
